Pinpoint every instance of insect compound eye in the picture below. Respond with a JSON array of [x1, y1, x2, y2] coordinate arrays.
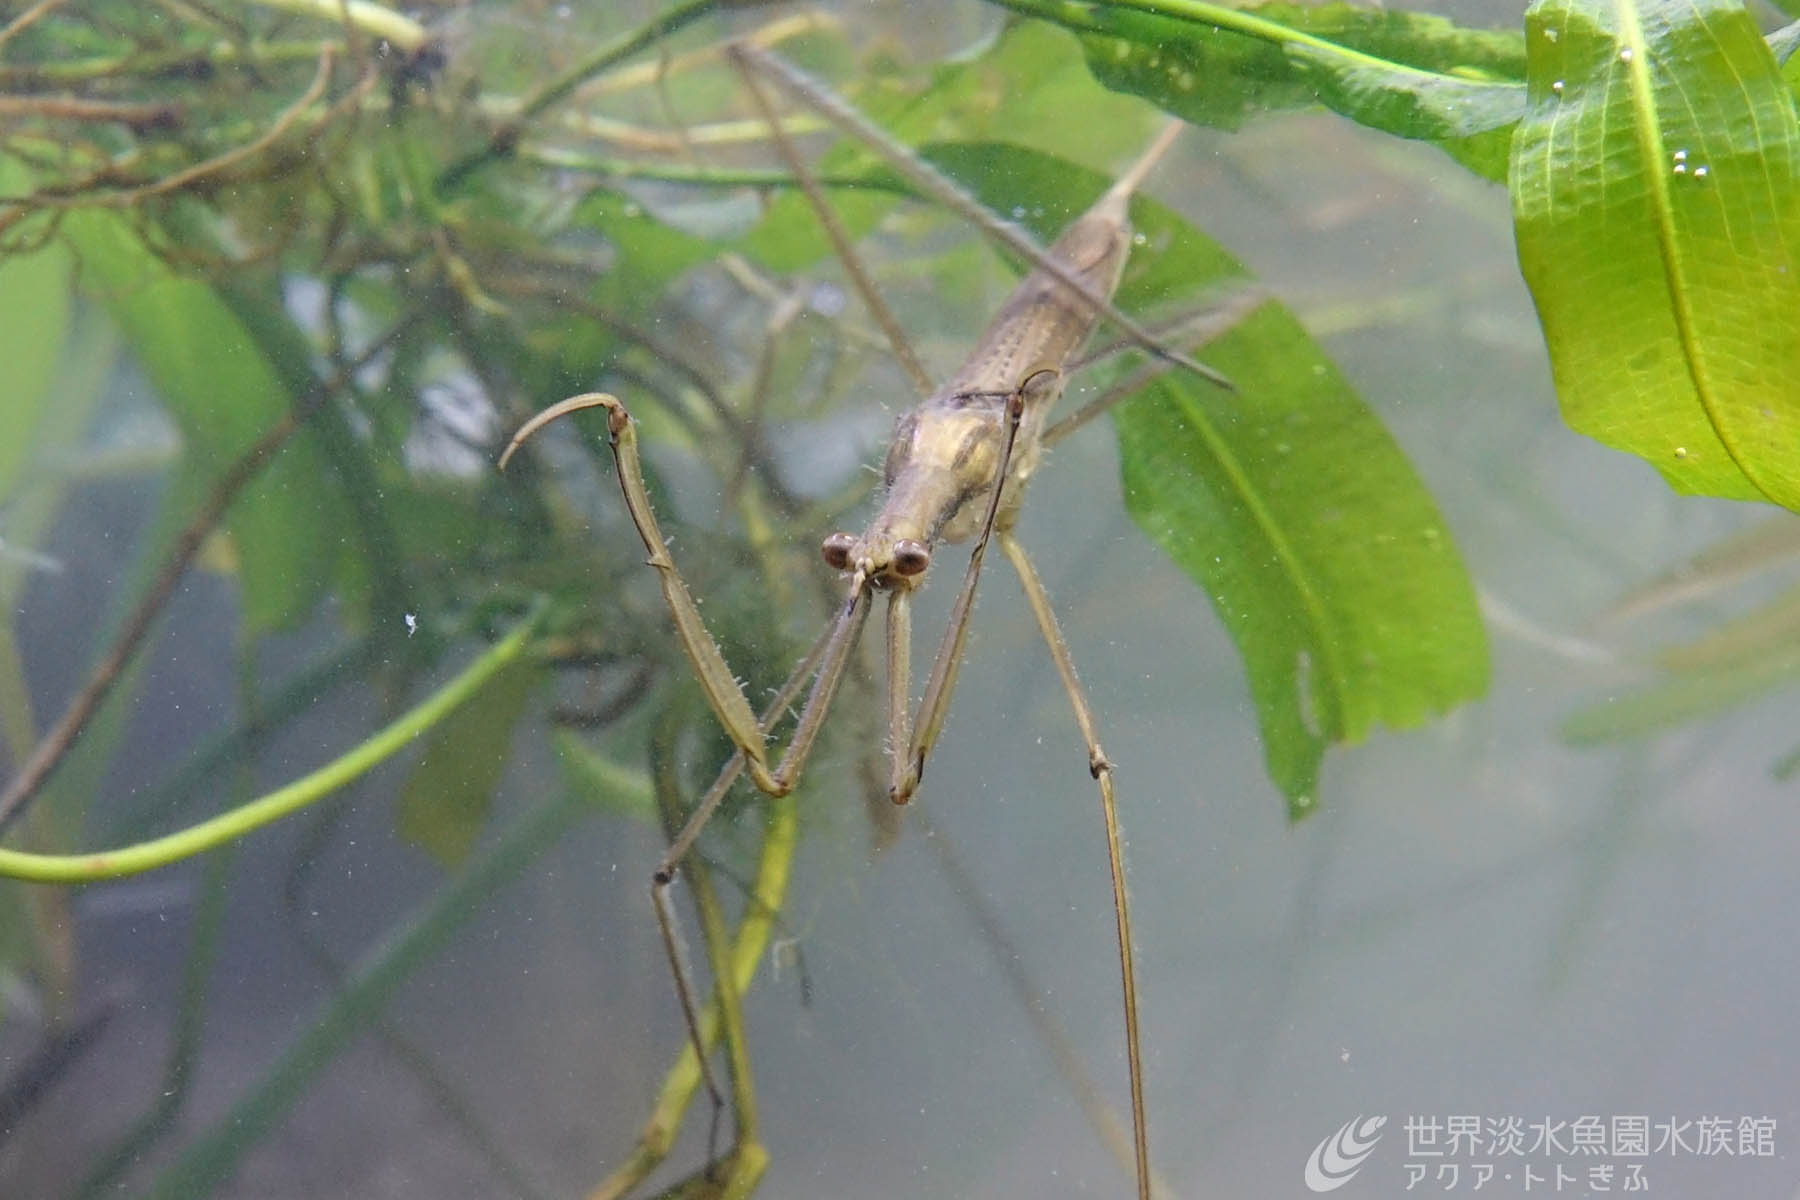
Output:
[[821, 532, 855, 570], [892, 539, 932, 578]]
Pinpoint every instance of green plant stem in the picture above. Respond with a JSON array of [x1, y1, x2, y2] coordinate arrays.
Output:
[[519, 145, 914, 194], [649, 705, 760, 1150], [0, 40, 335, 88], [587, 790, 795, 1200], [143, 760, 617, 1199], [0, 604, 545, 883], [243, 0, 430, 53], [280, 787, 553, 1200], [106, 635, 378, 845], [72, 847, 235, 1199], [438, 0, 775, 192]]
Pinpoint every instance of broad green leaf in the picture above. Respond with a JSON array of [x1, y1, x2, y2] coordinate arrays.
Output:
[[60, 212, 341, 631], [1000, 0, 1527, 181], [927, 143, 1490, 813], [1116, 312, 1489, 812], [577, 188, 720, 315], [1774, 21, 1800, 72], [397, 657, 543, 867], [1512, 0, 1800, 509]]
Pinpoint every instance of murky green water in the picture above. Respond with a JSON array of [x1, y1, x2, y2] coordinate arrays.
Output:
[[3, 2, 1797, 1198]]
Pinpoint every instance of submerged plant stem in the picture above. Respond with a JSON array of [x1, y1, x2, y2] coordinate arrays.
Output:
[[0, 603, 545, 883], [141, 759, 612, 1199], [0, 313, 415, 833], [586, 790, 796, 1200]]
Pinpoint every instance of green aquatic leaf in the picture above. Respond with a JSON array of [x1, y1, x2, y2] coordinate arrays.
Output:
[[1000, 0, 1527, 181], [397, 656, 544, 868], [552, 730, 657, 821], [60, 212, 342, 632], [0, 207, 71, 504], [1562, 645, 1800, 744], [1116, 308, 1489, 813], [1512, 0, 1800, 509], [927, 142, 1490, 813], [1600, 514, 1800, 625]]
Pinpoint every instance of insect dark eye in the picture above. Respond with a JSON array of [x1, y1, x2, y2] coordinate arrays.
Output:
[[821, 532, 855, 570], [892, 540, 931, 577]]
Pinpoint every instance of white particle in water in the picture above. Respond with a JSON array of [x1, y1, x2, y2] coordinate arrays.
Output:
[[1551, 80, 1564, 94], [1619, 46, 1634, 63], [1544, 27, 1559, 42], [1673, 163, 1686, 175], [1673, 149, 1687, 162], [1133, 232, 1147, 246], [810, 281, 847, 317], [1674, 446, 1689, 459], [1693, 165, 1709, 178]]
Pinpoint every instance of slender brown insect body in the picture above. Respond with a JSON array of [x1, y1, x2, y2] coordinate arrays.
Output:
[[828, 122, 1171, 591], [501, 82, 1230, 1200]]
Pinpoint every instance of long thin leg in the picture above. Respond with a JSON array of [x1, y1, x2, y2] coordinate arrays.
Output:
[[727, 42, 935, 400], [885, 587, 913, 771], [506, 390, 879, 1138], [731, 42, 1234, 395], [1047, 286, 1271, 448], [502, 394, 783, 793], [650, 617, 835, 1128], [999, 530, 1151, 1200], [915, 803, 1160, 1193], [890, 374, 1034, 803], [648, 704, 755, 1166]]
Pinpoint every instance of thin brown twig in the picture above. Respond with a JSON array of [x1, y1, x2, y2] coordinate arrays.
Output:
[[727, 42, 936, 399], [6, 46, 335, 214], [0, 95, 181, 131], [0, 314, 420, 834]]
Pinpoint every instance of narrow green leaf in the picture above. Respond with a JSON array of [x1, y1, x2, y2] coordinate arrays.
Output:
[[0, 204, 71, 501], [1561, 647, 1800, 743], [1513, 0, 1800, 509], [998, 0, 1527, 181], [1653, 581, 1800, 674], [396, 657, 543, 868], [552, 730, 657, 821], [926, 142, 1490, 813], [60, 212, 341, 631], [1601, 514, 1800, 625], [1117, 308, 1489, 813]]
